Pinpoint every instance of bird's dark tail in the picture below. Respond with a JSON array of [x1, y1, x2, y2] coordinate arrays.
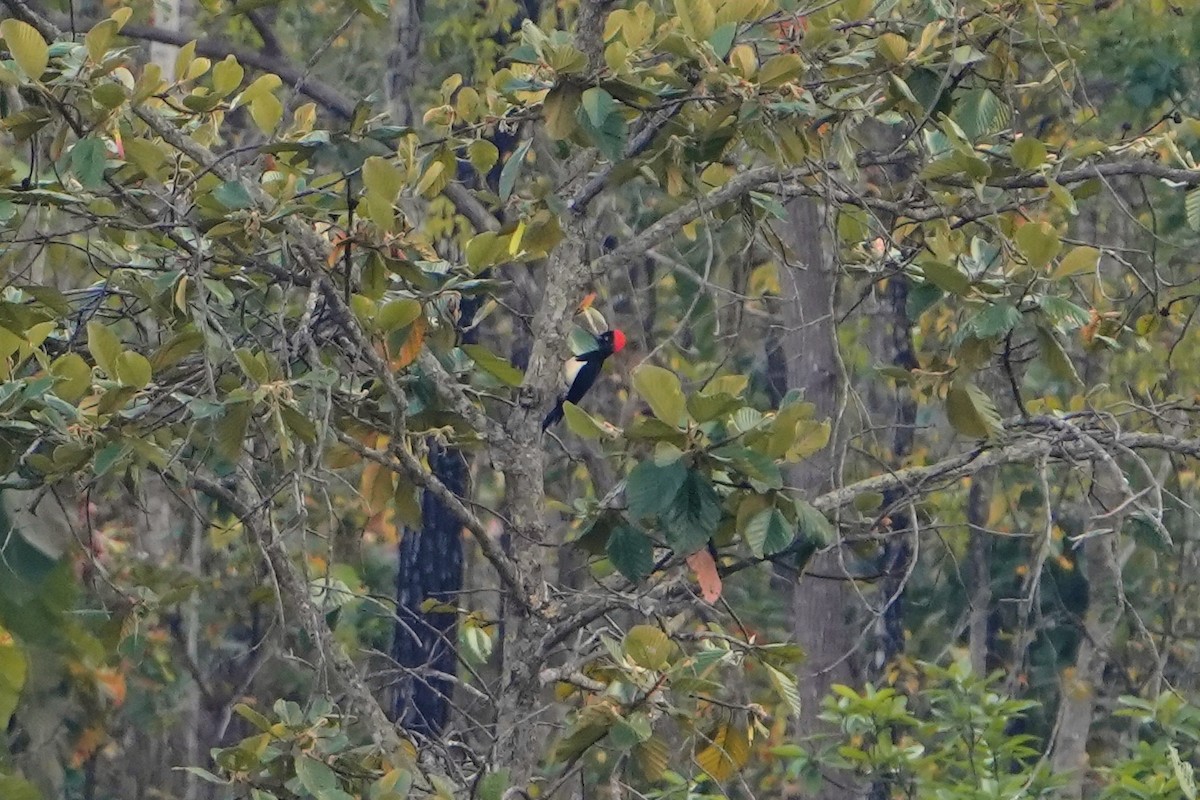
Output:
[[542, 398, 565, 430]]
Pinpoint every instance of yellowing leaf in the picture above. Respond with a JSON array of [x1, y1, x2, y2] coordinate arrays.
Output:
[[1, 20, 48, 79], [1052, 245, 1100, 280], [562, 401, 605, 438], [1015, 220, 1061, 270], [250, 93, 283, 133], [543, 84, 581, 140], [624, 625, 671, 670], [632, 364, 686, 426], [877, 32, 907, 64], [758, 53, 803, 88], [946, 381, 1001, 439], [211, 55, 244, 95], [1012, 136, 1047, 170], [696, 718, 751, 782]]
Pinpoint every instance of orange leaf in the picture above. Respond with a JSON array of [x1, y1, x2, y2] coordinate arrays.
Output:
[[575, 292, 597, 313], [327, 233, 350, 268], [360, 460, 394, 514], [94, 666, 126, 707], [687, 549, 722, 603], [391, 314, 427, 370]]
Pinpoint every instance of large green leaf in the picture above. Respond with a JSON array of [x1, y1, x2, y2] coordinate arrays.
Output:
[[462, 344, 523, 386], [626, 459, 687, 518], [664, 470, 720, 555], [607, 524, 654, 582], [744, 507, 793, 558]]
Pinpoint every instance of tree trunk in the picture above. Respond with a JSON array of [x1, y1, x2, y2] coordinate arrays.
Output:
[[1050, 465, 1127, 799], [966, 472, 994, 675], [775, 198, 860, 800]]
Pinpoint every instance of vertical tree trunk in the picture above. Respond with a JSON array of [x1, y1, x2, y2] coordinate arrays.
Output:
[[775, 199, 860, 800], [1050, 468, 1127, 799], [966, 472, 993, 675], [386, 0, 422, 127]]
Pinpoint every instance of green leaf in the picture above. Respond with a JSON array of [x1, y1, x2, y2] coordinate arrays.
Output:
[[468, 139, 500, 175], [744, 507, 793, 558], [466, 231, 507, 272], [632, 364, 686, 426], [477, 771, 509, 800], [664, 470, 720, 555], [0, 775, 43, 800], [609, 712, 653, 750], [369, 769, 413, 800], [1015, 220, 1061, 270], [687, 391, 741, 423], [1, 20, 48, 79], [114, 351, 151, 388], [918, 260, 970, 294], [714, 446, 782, 489], [1052, 245, 1100, 280], [581, 87, 616, 128], [562, 401, 605, 439], [87, 321, 121, 378], [576, 99, 627, 160], [498, 137, 532, 202], [70, 138, 108, 190], [765, 663, 802, 717], [462, 344, 523, 386], [1011, 136, 1047, 170], [1187, 188, 1200, 232], [1035, 325, 1081, 384], [946, 381, 1001, 438], [50, 352, 92, 402], [377, 298, 422, 331], [212, 181, 253, 210], [794, 500, 833, 544], [1038, 295, 1090, 330], [624, 624, 671, 670], [708, 22, 736, 57], [626, 459, 687, 518], [607, 524, 654, 582], [674, 0, 715, 39], [969, 302, 1022, 338], [296, 756, 338, 796]]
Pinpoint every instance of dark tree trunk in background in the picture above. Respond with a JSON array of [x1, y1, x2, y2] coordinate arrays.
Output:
[[866, 276, 918, 800], [392, 443, 467, 736]]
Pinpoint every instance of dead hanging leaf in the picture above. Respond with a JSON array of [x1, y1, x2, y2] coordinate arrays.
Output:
[[326, 232, 351, 268], [360, 460, 395, 514], [391, 314, 427, 370], [695, 717, 751, 782], [687, 548, 722, 603]]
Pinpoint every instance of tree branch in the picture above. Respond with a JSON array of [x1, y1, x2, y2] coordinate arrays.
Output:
[[331, 429, 535, 615]]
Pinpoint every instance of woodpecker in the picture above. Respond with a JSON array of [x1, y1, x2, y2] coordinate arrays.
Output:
[[542, 329, 627, 430]]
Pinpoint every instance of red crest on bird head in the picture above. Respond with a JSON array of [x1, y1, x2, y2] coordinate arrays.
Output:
[[611, 329, 627, 353]]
